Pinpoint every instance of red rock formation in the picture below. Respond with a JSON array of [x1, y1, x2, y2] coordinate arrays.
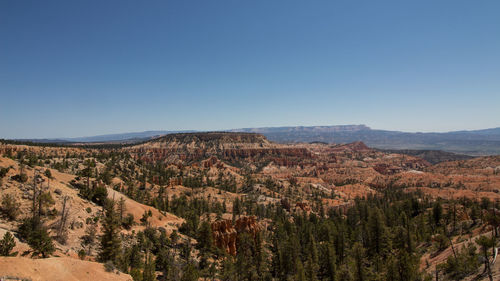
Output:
[[203, 156, 219, 168], [211, 219, 237, 256], [295, 202, 311, 212], [373, 163, 402, 175], [125, 132, 313, 165], [211, 216, 260, 256], [234, 216, 260, 236]]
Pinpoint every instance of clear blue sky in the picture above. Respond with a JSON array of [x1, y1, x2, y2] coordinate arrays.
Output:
[[1, 0, 499, 138]]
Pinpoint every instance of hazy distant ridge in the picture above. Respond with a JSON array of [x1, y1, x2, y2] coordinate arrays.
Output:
[[17, 125, 500, 155], [231, 125, 500, 155]]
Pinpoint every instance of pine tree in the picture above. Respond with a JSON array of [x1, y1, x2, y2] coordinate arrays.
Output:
[[99, 200, 122, 264], [181, 263, 200, 281], [476, 235, 495, 281], [29, 226, 55, 258], [197, 221, 214, 252], [219, 258, 236, 281], [235, 232, 257, 280], [352, 242, 366, 281], [142, 251, 156, 281], [324, 241, 337, 281], [367, 207, 390, 257], [295, 259, 306, 281], [432, 201, 443, 227], [305, 253, 319, 281], [117, 197, 126, 224], [0, 231, 16, 256]]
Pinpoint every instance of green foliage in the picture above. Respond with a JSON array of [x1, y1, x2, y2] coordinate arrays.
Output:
[[181, 263, 200, 281], [76, 182, 108, 206], [432, 201, 443, 226], [442, 244, 480, 280], [30, 226, 55, 258], [140, 210, 152, 226], [196, 221, 214, 253], [38, 191, 55, 215], [12, 172, 28, 183], [44, 169, 52, 179], [0, 167, 10, 179], [433, 233, 450, 252], [1, 194, 20, 220], [98, 201, 122, 263], [142, 253, 156, 281], [78, 249, 86, 260], [0, 231, 16, 256], [122, 213, 135, 230], [18, 217, 55, 258]]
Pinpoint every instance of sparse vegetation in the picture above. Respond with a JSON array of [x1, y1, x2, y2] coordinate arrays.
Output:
[[1, 194, 20, 220]]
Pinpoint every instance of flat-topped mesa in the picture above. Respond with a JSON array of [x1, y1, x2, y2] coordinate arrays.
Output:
[[127, 132, 313, 164]]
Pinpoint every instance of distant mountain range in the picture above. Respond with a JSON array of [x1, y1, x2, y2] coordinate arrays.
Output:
[[13, 125, 500, 156], [17, 130, 195, 144]]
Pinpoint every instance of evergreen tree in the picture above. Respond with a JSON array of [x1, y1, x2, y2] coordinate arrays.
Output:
[[432, 201, 443, 227], [181, 263, 200, 281], [99, 200, 122, 264], [117, 197, 126, 224], [235, 232, 258, 280], [321, 241, 337, 281], [219, 258, 236, 281], [142, 252, 156, 281], [197, 221, 214, 253], [367, 207, 390, 257], [295, 259, 306, 281], [29, 226, 55, 258], [476, 235, 495, 281], [0, 231, 16, 256], [351, 242, 366, 281]]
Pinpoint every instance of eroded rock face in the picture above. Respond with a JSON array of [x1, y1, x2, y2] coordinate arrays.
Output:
[[373, 163, 403, 175], [211, 219, 237, 255], [234, 216, 259, 236], [211, 216, 260, 256], [126, 132, 313, 165], [295, 202, 311, 212]]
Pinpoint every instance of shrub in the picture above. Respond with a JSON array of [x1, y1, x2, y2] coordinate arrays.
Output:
[[44, 169, 53, 179], [104, 260, 116, 272], [1, 194, 20, 220], [0, 167, 10, 178], [78, 249, 86, 260], [12, 173, 28, 183], [121, 213, 134, 230]]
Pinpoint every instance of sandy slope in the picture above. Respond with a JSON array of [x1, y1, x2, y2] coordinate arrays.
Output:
[[0, 257, 132, 281], [106, 187, 184, 234]]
